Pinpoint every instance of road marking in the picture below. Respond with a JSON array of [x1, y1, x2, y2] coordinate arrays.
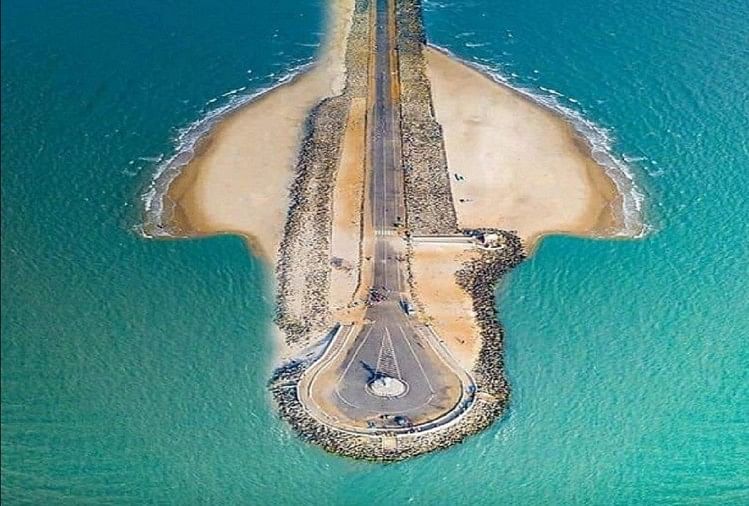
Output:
[[375, 229, 399, 236], [395, 240, 403, 293], [337, 326, 374, 386], [335, 389, 367, 410], [375, 328, 403, 380], [297, 0, 480, 435], [398, 324, 436, 394]]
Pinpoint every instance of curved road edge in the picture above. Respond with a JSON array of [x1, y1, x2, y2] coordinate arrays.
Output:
[[296, 323, 481, 436]]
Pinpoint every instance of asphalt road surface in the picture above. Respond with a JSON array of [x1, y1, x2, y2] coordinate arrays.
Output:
[[320, 0, 464, 430]]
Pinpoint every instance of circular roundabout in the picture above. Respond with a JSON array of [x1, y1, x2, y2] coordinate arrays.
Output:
[[367, 376, 408, 398]]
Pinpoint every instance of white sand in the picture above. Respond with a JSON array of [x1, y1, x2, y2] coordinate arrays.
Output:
[[425, 46, 619, 250], [410, 242, 481, 369], [167, 0, 355, 262], [329, 98, 366, 318], [409, 47, 623, 364]]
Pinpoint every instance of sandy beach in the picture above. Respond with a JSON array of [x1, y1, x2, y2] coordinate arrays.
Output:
[[165, 0, 355, 262], [406, 46, 623, 365], [163, 6, 623, 261], [410, 242, 481, 369], [158, 1, 625, 369], [425, 46, 620, 251]]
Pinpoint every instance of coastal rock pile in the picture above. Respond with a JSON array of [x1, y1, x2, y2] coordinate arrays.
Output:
[[275, 0, 371, 346], [455, 230, 526, 397], [275, 95, 349, 345], [269, 359, 510, 461], [268, 229, 524, 461], [396, 0, 458, 235], [345, 0, 371, 99]]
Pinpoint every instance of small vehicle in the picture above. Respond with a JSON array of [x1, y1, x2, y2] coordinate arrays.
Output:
[[401, 299, 416, 316]]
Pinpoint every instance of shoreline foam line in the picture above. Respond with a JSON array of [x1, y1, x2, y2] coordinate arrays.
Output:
[[428, 43, 649, 239], [138, 61, 316, 239]]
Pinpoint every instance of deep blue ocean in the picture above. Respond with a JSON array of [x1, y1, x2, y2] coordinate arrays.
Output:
[[2, 0, 748, 503]]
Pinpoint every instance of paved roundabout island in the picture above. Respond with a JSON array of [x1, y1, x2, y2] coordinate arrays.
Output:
[[268, 0, 527, 460], [296, 0, 475, 436], [368, 376, 407, 398]]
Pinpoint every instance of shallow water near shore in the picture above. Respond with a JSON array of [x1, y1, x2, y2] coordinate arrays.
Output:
[[2, 0, 748, 504]]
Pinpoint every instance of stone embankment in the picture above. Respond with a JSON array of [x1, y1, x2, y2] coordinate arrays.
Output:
[[268, 229, 525, 462], [275, 96, 348, 344], [455, 230, 526, 398], [270, 356, 506, 461], [270, 0, 528, 461], [275, 0, 370, 346], [396, 0, 458, 235]]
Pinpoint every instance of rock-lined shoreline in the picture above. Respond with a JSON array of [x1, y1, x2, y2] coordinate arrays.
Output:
[[270, 0, 527, 461], [274, 0, 371, 347], [269, 230, 524, 461], [456, 230, 526, 398], [274, 95, 347, 344], [396, 0, 458, 235], [270, 361, 508, 461]]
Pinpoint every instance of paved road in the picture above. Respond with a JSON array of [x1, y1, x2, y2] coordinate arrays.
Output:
[[307, 0, 466, 430]]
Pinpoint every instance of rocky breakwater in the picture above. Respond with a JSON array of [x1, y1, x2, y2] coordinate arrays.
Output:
[[274, 96, 348, 344], [268, 229, 525, 462], [274, 0, 371, 347], [455, 230, 526, 401], [270, 0, 528, 461], [396, 0, 458, 235]]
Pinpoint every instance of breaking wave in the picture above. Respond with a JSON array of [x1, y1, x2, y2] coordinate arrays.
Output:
[[138, 62, 314, 238], [430, 44, 649, 238], [138, 45, 648, 240]]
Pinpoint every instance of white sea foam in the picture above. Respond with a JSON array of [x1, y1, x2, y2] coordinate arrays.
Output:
[[539, 86, 564, 97], [137, 155, 163, 163], [138, 61, 315, 238], [221, 86, 247, 98], [139, 46, 648, 240], [430, 44, 649, 238]]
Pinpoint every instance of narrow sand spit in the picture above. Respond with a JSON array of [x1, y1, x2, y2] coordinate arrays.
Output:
[[329, 98, 367, 320], [152, 0, 639, 461], [166, 0, 355, 262], [157, 2, 627, 367], [425, 46, 620, 251]]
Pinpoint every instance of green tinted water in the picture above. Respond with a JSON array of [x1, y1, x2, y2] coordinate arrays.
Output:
[[2, 0, 747, 503]]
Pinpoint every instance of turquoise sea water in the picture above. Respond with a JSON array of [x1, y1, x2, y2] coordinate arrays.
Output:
[[2, 0, 748, 503]]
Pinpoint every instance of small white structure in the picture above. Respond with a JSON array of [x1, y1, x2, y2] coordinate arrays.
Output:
[[481, 233, 500, 246], [368, 376, 407, 398]]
